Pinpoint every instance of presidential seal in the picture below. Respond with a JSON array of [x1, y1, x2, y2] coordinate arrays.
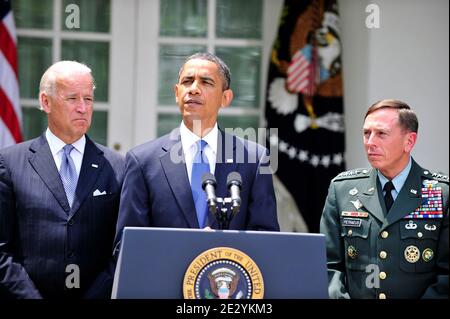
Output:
[[183, 247, 264, 299]]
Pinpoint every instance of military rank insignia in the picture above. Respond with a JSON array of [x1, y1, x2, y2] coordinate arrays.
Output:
[[404, 181, 443, 219]]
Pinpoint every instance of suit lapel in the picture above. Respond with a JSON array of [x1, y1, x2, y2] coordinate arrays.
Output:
[[70, 136, 106, 217], [209, 130, 238, 228], [28, 135, 71, 214], [382, 160, 422, 229], [358, 169, 385, 223], [160, 133, 199, 228]]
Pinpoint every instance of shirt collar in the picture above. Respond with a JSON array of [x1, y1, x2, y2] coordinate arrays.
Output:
[[179, 121, 218, 155], [377, 156, 412, 192], [46, 127, 86, 156]]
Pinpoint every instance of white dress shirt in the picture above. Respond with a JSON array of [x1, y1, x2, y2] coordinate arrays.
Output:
[[179, 121, 218, 184], [45, 128, 86, 177]]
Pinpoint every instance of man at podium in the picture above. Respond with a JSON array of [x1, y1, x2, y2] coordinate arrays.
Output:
[[115, 52, 279, 237]]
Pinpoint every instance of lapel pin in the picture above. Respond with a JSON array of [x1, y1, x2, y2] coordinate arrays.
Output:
[[91, 164, 98, 168], [410, 189, 417, 195], [349, 187, 358, 195]]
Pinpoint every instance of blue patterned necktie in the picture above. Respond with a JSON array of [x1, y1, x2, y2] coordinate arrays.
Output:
[[60, 144, 78, 207], [191, 140, 210, 228]]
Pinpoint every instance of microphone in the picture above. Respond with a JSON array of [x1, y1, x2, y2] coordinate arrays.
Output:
[[227, 172, 242, 215], [201, 172, 217, 213]]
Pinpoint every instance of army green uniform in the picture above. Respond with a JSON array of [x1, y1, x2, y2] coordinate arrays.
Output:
[[320, 159, 448, 299]]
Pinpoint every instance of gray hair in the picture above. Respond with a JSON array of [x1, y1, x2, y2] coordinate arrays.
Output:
[[365, 99, 418, 133], [178, 52, 231, 91], [39, 61, 95, 110]]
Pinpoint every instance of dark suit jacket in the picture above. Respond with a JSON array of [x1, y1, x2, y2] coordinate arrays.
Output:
[[114, 128, 279, 243], [320, 159, 449, 299], [0, 134, 124, 299]]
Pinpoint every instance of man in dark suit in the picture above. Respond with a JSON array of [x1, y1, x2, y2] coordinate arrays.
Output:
[[115, 52, 279, 242], [320, 99, 448, 299], [0, 61, 124, 299]]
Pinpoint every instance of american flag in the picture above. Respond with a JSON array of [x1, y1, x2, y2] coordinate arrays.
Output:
[[1, 0, 22, 149], [286, 46, 317, 96]]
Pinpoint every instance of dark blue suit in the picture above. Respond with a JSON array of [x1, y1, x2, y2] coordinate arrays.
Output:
[[0, 134, 124, 299], [114, 128, 279, 241]]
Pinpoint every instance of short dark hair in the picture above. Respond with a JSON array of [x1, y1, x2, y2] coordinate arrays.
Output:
[[365, 99, 418, 133], [179, 52, 231, 91]]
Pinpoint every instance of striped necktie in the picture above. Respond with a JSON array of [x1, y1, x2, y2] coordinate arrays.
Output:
[[60, 144, 78, 207]]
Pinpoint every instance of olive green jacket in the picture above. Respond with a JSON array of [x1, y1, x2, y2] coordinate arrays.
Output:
[[320, 159, 448, 299]]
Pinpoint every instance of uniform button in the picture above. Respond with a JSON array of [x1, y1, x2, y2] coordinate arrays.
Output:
[[379, 293, 386, 299], [379, 272, 387, 280], [68, 219, 74, 226], [417, 232, 423, 238], [68, 251, 74, 258], [348, 229, 353, 236], [381, 231, 389, 239], [379, 251, 387, 259]]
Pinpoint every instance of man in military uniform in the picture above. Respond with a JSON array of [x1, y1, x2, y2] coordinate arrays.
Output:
[[320, 99, 448, 299]]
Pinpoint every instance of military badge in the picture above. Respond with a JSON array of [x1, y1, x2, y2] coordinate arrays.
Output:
[[183, 247, 264, 299], [403, 185, 443, 219], [341, 211, 369, 218], [424, 224, 437, 231], [404, 245, 420, 263], [405, 220, 417, 230], [422, 248, 434, 262], [423, 180, 438, 187], [347, 245, 357, 259], [350, 199, 363, 210]]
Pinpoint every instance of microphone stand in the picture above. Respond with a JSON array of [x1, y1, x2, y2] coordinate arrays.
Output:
[[208, 197, 238, 230]]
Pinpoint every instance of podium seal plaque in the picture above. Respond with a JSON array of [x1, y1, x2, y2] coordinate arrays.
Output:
[[183, 247, 264, 299]]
